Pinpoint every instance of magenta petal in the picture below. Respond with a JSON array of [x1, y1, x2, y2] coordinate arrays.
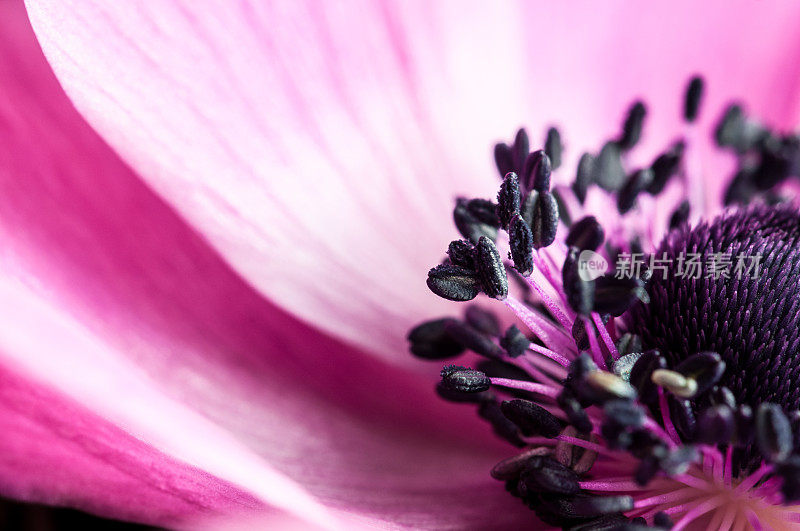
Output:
[[0, 363, 267, 528], [0, 275, 340, 529], [24, 0, 800, 362], [0, 3, 333, 526], [0, 3, 531, 527]]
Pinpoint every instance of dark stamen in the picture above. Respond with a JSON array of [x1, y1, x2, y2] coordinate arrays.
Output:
[[710, 386, 736, 409], [648, 140, 684, 195], [545, 127, 563, 170], [696, 405, 735, 445], [628, 350, 666, 404], [509, 214, 534, 276], [667, 396, 696, 440], [500, 324, 530, 358], [594, 142, 625, 191], [512, 128, 530, 174], [553, 495, 634, 518], [566, 216, 604, 251], [775, 456, 800, 502], [617, 168, 654, 214], [466, 198, 501, 227], [552, 188, 572, 227], [604, 400, 645, 429], [453, 198, 498, 243], [735, 405, 755, 447], [494, 142, 514, 177], [440, 365, 491, 393], [518, 456, 580, 495], [490, 447, 552, 480], [436, 382, 494, 404], [617, 101, 646, 151], [654, 512, 673, 528], [407, 318, 465, 359], [683, 75, 704, 123], [714, 103, 768, 153], [474, 236, 508, 299], [531, 191, 559, 249], [563, 250, 594, 315], [674, 351, 725, 398], [593, 275, 648, 316], [557, 390, 594, 434], [611, 353, 642, 382], [520, 191, 536, 228], [756, 403, 793, 462], [497, 172, 521, 229], [447, 239, 476, 269], [426, 264, 480, 301], [445, 320, 505, 360], [616, 333, 643, 358], [668, 200, 690, 230], [573, 152, 596, 203], [526, 150, 553, 192], [501, 399, 562, 438]]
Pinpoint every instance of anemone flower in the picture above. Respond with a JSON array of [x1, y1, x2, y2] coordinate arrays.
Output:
[[3, 0, 800, 529]]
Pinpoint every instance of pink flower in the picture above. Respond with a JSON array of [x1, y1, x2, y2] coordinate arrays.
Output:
[[1, 0, 799, 528]]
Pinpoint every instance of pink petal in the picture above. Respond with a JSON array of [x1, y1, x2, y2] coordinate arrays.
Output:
[[24, 0, 800, 362], [0, 4, 328, 527], [0, 3, 531, 526], [512, 1, 800, 220], [0, 361, 263, 528], [0, 258, 346, 528]]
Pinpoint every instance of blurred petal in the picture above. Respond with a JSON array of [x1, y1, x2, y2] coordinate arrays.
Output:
[[24, 0, 800, 362], [515, 1, 800, 221], [0, 2, 531, 527], [0, 348, 278, 529]]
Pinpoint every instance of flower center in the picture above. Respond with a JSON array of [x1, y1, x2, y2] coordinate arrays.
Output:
[[408, 76, 800, 529], [630, 204, 800, 412]]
